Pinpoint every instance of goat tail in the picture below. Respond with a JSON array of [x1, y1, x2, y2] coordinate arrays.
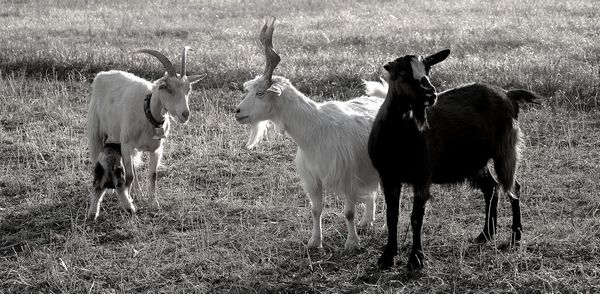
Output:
[[363, 78, 388, 99], [505, 89, 542, 118], [87, 80, 104, 164]]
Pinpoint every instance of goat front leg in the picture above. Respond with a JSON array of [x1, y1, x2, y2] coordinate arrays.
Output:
[[116, 148, 136, 215], [148, 148, 163, 208], [344, 197, 360, 251], [130, 163, 141, 201], [378, 178, 401, 270], [407, 185, 430, 271], [302, 178, 323, 249]]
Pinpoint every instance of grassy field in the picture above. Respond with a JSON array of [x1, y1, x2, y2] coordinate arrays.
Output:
[[1, 0, 599, 292]]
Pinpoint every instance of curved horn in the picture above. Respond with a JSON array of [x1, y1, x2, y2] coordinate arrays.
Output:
[[180, 46, 192, 77], [259, 17, 281, 83], [134, 49, 176, 77]]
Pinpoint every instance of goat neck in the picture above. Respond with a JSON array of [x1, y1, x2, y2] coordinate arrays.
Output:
[[384, 79, 430, 131], [271, 84, 321, 151], [148, 85, 169, 129]]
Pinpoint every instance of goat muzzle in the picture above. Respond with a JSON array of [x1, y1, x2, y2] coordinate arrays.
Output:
[[419, 77, 437, 106]]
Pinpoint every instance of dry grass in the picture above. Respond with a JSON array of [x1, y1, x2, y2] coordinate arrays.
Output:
[[1, 0, 599, 293]]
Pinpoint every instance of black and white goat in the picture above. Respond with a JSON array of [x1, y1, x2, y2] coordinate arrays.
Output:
[[86, 47, 205, 220], [235, 18, 383, 250], [89, 143, 125, 219], [367, 49, 540, 270]]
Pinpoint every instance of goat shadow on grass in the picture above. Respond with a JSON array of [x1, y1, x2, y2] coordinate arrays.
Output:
[[357, 263, 426, 285], [0, 195, 144, 258], [355, 240, 514, 283], [0, 201, 81, 258]]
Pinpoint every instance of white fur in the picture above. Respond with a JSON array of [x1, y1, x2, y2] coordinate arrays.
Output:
[[86, 70, 203, 220], [235, 75, 384, 250], [411, 56, 427, 80], [363, 78, 388, 99]]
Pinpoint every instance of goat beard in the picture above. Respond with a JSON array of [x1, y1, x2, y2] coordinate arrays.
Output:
[[412, 104, 429, 131], [245, 121, 269, 149]]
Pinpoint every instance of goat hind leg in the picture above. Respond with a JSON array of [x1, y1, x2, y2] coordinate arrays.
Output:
[[508, 181, 522, 245], [357, 193, 376, 228], [469, 167, 499, 243], [494, 134, 522, 246]]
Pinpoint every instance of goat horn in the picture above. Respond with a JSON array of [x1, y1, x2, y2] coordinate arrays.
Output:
[[181, 46, 192, 77], [134, 49, 177, 77], [259, 17, 281, 83]]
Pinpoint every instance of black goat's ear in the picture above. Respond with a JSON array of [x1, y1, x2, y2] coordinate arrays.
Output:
[[384, 62, 399, 80], [424, 49, 450, 67]]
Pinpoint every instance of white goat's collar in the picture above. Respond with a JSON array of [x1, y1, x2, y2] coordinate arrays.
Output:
[[144, 93, 164, 127], [144, 93, 167, 140]]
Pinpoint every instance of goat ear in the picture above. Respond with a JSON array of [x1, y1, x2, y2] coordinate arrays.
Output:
[[424, 49, 450, 67], [187, 74, 206, 84], [383, 63, 392, 72], [383, 62, 399, 80], [267, 83, 283, 96]]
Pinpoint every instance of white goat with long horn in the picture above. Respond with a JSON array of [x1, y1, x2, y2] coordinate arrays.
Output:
[[86, 47, 206, 221], [235, 18, 383, 251]]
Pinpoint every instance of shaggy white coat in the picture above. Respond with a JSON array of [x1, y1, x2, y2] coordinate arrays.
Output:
[[236, 75, 383, 250]]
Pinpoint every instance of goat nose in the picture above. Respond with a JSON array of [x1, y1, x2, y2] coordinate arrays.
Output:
[[235, 108, 240, 114], [182, 110, 189, 119]]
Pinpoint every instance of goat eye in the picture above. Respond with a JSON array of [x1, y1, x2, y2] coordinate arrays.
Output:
[[398, 70, 406, 76], [160, 84, 173, 94], [256, 92, 265, 97]]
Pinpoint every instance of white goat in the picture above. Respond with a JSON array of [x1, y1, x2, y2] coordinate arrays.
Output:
[[235, 18, 383, 251], [86, 47, 205, 221]]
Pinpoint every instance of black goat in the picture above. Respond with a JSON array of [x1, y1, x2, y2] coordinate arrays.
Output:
[[367, 49, 541, 270]]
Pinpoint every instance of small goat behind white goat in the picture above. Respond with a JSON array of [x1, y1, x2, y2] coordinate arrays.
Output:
[[235, 18, 383, 250], [86, 47, 205, 220]]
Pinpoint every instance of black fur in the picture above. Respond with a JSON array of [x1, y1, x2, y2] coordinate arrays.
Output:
[[93, 143, 125, 190], [368, 49, 540, 270]]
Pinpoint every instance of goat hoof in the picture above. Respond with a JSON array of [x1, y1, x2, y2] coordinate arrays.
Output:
[[149, 201, 160, 209], [473, 232, 493, 244], [377, 248, 396, 270], [510, 231, 522, 247], [357, 223, 374, 234], [344, 240, 361, 252], [406, 251, 425, 271], [125, 207, 136, 215], [86, 214, 99, 223], [307, 237, 323, 249]]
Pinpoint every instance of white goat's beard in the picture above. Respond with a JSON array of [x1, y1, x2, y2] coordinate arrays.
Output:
[[245, 121, 269, 149]]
